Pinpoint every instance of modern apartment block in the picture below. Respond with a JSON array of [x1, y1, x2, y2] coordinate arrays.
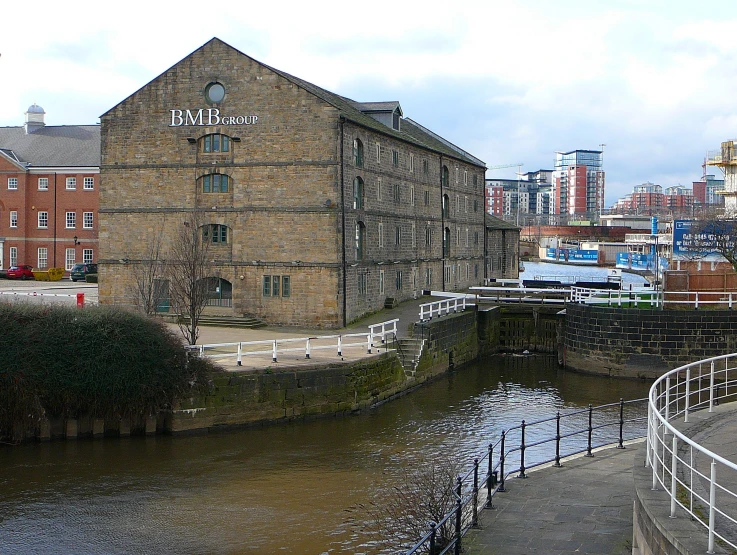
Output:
[[611, 182, 695, 216], [98, 38, 487, 328], [0, 105, 100, 272], [552, 150, 605, 219]]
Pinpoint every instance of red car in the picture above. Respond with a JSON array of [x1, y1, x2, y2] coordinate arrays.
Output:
[[6, 265, 35, 280]]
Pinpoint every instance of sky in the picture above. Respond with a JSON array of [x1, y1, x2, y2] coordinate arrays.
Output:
[[2, 0, 737, 206]]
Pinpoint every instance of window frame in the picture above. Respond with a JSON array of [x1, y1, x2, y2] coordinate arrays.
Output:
[[66, 211, 76, 229], [10, 211, 17, 228], [392, 150, 399, 168], [8, 177, 18, 190], [202, 133, 230, 153], [83, 177, 95, 190], [9, 247, 17, 267], [38, 177, 48, 191], [353, 177, 364, 210], [202, 223, 229, 244], [202, 173, 230, 193], [65, 248, 76, 271], [38, 211, 48, 229], [353, 138, 364, 168], [83, 248, 94, 264], [66, 177, 76, 190], [37, 247, 48, 269], [83, 212, 94, 229]]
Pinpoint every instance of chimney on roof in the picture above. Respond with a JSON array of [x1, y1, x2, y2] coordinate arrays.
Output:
[[25, 103, 46, 134]]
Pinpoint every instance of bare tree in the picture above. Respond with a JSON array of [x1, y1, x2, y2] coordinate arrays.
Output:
[[345, 455, 461, 553], [129, 222, 167, 315], [167, 209, 212, 345]]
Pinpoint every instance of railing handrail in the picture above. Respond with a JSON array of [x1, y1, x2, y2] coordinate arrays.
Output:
[[419, 296, 475, 322], [186, 318, 399, 364], [405, 396, 648, 554], [647, 352, 737, 553]]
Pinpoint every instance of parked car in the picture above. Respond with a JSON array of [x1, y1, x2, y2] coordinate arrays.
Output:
[[7, 265, 35, 280], [70, 263, 97, 282]]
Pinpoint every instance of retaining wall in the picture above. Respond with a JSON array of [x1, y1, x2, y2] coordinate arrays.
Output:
[[564, 304, 737, 379]]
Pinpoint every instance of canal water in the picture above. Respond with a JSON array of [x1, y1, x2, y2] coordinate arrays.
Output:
[[521, 260, 649, 287], [0, 353, 651, 554]]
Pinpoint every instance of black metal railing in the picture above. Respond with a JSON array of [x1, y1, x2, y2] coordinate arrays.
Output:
[[404, 397, 648, 554]]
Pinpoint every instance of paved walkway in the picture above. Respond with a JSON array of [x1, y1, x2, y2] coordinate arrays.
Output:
[[464, 403, 737, 555], [463, 442, 643, 555]]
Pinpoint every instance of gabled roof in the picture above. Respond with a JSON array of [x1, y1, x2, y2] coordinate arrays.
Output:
[[0, 125, 100, 167], [486, 215, 520, 231], [104, 38, 485, 168]]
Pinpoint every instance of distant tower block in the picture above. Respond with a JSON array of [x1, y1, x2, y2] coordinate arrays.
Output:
[[707, 140, 737, 215]]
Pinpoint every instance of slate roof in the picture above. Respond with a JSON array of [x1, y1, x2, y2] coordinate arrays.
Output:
[[263, 61, 486, 168], [0, 125, 100, 167], [486, 215, 521, 231]]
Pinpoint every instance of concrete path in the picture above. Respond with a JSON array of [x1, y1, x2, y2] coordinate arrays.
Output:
[[463, 442, 643, 555]]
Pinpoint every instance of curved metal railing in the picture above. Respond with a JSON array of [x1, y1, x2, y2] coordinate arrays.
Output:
[[647, 353, 737, 553], [404, 398, 648, 554]]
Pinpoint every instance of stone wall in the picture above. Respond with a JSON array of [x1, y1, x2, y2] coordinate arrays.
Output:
[[414, 310, 479, 374], [564, 304, 737, 379]]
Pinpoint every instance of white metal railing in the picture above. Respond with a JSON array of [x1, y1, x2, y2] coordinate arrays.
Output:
[[570, 288, 737, 310], [647, 353, 737, 553], [470, 285, 572, 305], [419, 296, 475, 321], [188, 318, 399, 365], [0, 290, 97, 305], [570, 286, 662, 307]]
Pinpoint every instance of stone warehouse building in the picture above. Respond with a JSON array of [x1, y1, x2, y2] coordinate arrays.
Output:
[[0, 105, 100, 273], [99, 38, 487, 327]]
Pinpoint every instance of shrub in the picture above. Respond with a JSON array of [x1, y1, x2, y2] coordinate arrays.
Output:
[[0, 303, 214, 441]]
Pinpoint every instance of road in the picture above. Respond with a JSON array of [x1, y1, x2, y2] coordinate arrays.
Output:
[[0, 278, 98, 306]]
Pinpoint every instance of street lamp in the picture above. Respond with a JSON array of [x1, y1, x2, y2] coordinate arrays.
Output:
[[73, 235, 79, 246]]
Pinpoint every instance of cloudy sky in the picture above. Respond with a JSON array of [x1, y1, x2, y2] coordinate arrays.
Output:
[[2, 0, 737, 206]]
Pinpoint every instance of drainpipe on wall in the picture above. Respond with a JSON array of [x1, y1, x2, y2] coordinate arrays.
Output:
[[339, 117, 347, 327], [440, 155, 445, 291], [53, 172, 57, 268]]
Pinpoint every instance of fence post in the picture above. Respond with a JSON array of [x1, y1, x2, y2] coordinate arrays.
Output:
[[305, 338, 311, 359], [454, 477, 462, 555], [519, 420, 527, 478], [618, 398, 625, 449], [665, 376, 671, 429], [486, 443, 494, 508], [555, 412, 562, 466], [237, 342, 242, 366], [708, 459, 716, 553], [498, 431, 506, 492], [367, 330, 372, 354], [429, 522, 436, 555], [472, 458, 479, 527], [338, 335, 343, 357], [709, 361, 715, 413], [684, 367, 691, 423], [272, 340, 277, 363], [670, 434, 678, 518], [585, 404, 594, 457]]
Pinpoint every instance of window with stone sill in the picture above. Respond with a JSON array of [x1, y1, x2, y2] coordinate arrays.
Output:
[[202, 173, 230, 193], [201, 133, 230, 153], [202, 224, 229, 244]]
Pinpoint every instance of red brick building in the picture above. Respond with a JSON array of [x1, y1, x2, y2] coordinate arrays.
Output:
[[0, 105, 100, 273]]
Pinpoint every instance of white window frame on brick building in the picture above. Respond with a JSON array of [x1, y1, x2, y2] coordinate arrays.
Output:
[[38, 177, 48, 191], [84, 177, 95, 190], [66, 248, 76, 271], [83, 249, 94, 264], [38, 211, 48, 228], [9, 247, 17, 267], [10, 211, 17, 228], [8, 177, 18, 190], [66, 177, 76, 190], [66, 212, 76, 229], [83, 212, 94, 229], [38, 247, 48, 269]]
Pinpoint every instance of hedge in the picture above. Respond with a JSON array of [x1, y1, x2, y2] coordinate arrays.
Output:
[[0, 303, 214, 441]]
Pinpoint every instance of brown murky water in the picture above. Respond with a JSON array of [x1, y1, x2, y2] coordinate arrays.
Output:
[[0, 355, 651, 554]]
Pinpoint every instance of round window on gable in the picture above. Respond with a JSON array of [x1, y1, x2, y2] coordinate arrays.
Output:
[[205, 82, 226, 104]]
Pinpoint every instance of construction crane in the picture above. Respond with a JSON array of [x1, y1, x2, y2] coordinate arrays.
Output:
[[488, 163, 524, 171]]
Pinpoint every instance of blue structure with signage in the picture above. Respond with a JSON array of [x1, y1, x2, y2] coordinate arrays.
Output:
[[543, 248, 599, 265]]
